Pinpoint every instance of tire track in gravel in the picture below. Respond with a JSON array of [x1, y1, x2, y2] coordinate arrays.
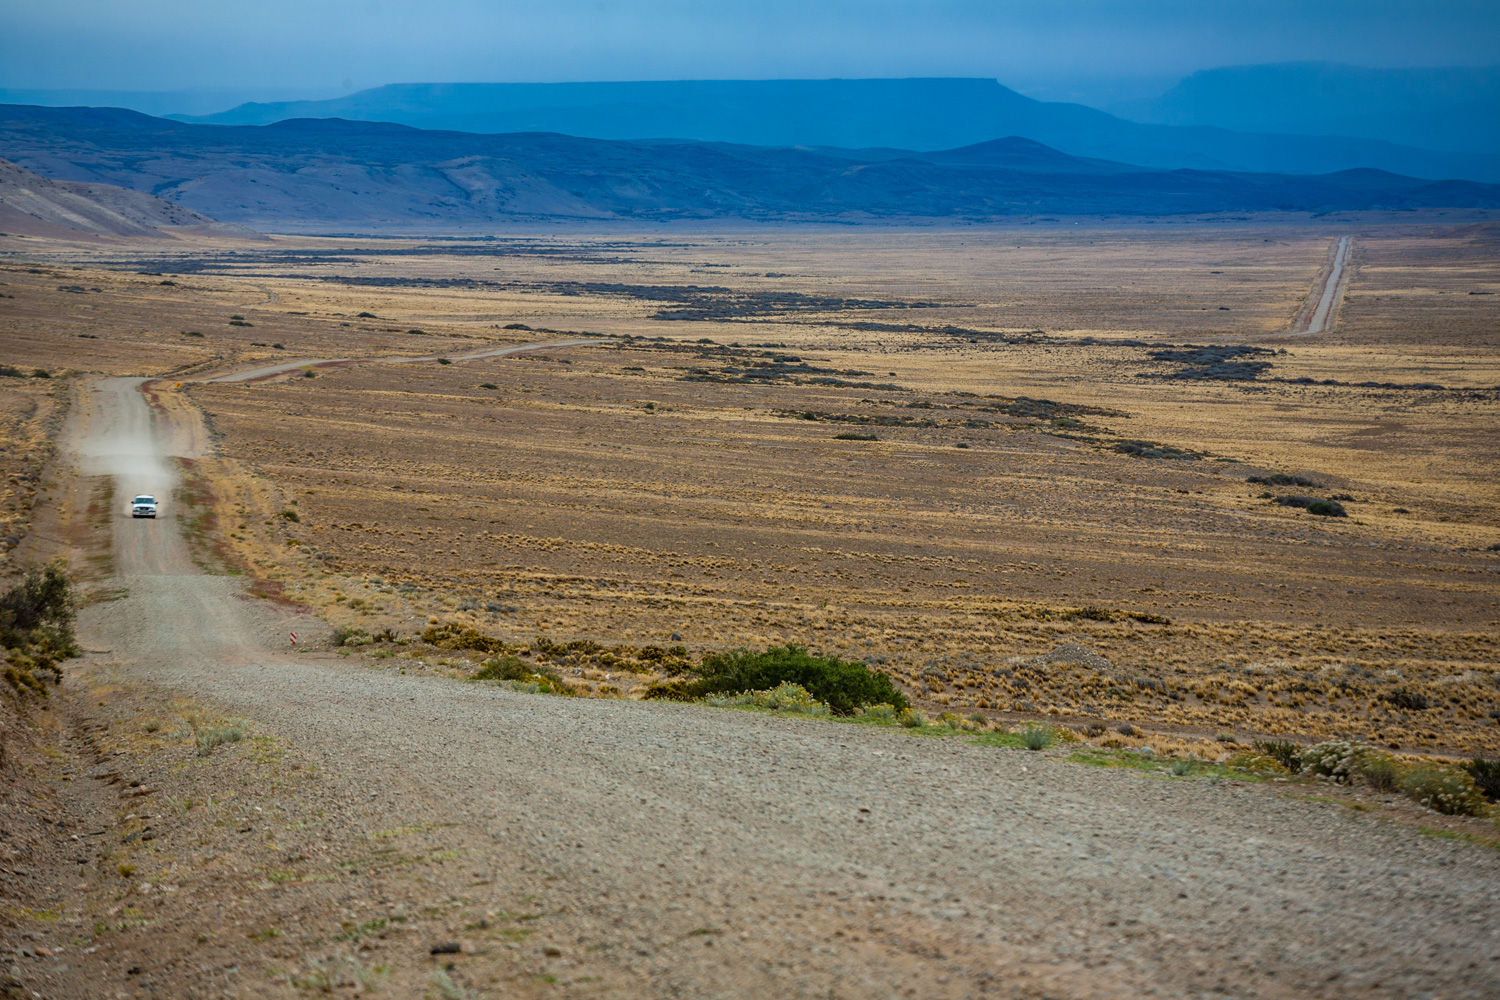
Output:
[[59, 372, 1500, 999]]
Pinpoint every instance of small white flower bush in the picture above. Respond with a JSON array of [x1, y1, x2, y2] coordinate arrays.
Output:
[[1298, 740, 1369, 783], [1399, 766, 1488, 816]]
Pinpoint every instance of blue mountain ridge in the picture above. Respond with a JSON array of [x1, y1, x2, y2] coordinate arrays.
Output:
[[2, 104, 1496, 230], [171, 78, 1500, 183]]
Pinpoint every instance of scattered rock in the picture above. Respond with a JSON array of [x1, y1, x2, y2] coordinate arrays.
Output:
[[1035, 642, 1112, 671]]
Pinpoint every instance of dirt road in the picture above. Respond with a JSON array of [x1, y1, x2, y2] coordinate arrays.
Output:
[[18, 374, 1500, 999], [204, 338, 610, 383], [1294, 236, 1352, 334]]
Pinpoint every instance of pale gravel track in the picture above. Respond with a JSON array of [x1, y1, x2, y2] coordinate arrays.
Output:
[[201, 337, 610, 382], [70, 374, 1500, 999], [1294, 236, 1352, 335]]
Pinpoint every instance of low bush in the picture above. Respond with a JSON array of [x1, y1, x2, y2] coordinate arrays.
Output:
[[1253, 739, 1302, 771], [834, 432, 878, 441], [333, 626, 371, 647], [687, 645, 908, 715], [898, 708, 925, 728], [1399, 766, 1488, 816], [1360, 753, 1401, 793], [706, 682, 830, 716], [1273, 495, 1347, 516], [858, 703, 898, 721], [1463, 758, 1500, 802], [0, 564, 79, 698], [473, 655, 571, 695], [1019, 724, 1054, 751], [1383, 687, 1430, 711], [1299, 740, 1367, 783]]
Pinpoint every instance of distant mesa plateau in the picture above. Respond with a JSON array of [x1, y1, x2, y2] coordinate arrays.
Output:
[[1, 103, 1499, 232]]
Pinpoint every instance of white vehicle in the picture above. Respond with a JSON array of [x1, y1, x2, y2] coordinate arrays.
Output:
[[131, 494, 158, 518]]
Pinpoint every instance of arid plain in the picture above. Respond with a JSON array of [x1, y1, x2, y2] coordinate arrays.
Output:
[[2, 220, 1500, 999], [4, 222, 1499, 752]]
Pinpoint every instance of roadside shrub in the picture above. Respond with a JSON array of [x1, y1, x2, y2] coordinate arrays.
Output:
[[834, 432, 878, 441], [1462, 758, 1500, 802], [707, 682, 830, 716], [898, 708, 925, 728], [0, 563, 77, 651], [333, 626, 371, 647], [1253, 739, 1302, 772], [1399, 766, 1487, 816], [0, 564, 78, 698], [689, 645, 908, 716], [473, 655, 571, 695], [1224, 750, 1288, 774], [1298, 740, 1368, 783], [858, 703, 898, 721], [1019, 724, 1054, 751], [1360, 753, 1401, 793]]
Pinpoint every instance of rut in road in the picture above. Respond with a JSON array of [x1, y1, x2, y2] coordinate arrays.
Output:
[[66, 374, 1500, 999]]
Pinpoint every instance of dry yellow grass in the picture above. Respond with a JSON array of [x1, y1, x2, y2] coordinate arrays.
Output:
[[2, 222, 1497, 751]]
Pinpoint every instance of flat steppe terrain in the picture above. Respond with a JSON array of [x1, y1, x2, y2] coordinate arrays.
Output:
[[0, 220, 1498, 999]]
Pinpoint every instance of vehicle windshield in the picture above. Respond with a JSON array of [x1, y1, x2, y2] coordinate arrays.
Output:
[[134, 496, 155, 503]]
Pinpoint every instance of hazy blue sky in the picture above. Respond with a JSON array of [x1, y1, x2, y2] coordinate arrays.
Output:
[[3, 0, 1497, 102]]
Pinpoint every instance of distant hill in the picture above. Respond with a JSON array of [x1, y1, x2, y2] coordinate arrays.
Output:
[[2, 105, 1496, 231], [0, 156, 254, 239], [1111, 63, 1500, 155], [170, 78, 1500, 183]]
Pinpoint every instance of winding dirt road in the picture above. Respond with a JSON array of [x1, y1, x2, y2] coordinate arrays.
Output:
[[35, 372, 1500, 998], [203, 337, 610, 383]]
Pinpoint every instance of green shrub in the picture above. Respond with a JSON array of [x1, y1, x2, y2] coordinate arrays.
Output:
[[1253, 739, 1302, 772], [333, 626, 371, 647], [1399, 766, 1487, 816], [859, 703, 898, 721], [833, 432, 878, 441], [1359, 752, 1401, 793], [1020, 724, 1054, 751], [1462, 758, 1500, 803], [280, 509, 300, 522], [0, 564, 79, 698], [473, 654, 571, 695], [0, 563, 77, 651], [706, 682, 830, 716], [898, 708, 925, 728], [688, 644, 908, 715], [1298, 740, 1368, 783]]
